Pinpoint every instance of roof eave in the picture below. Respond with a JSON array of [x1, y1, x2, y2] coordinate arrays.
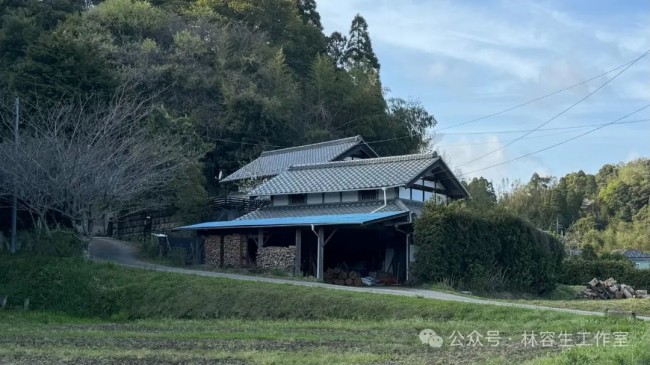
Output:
[[174, 211, 409, 231], [220, 172, 276, 183], [249, 184, 405, 197], [404, 158, 470, 199]]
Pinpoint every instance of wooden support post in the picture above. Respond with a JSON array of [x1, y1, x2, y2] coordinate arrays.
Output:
[[317, 227, 324, 281], [405, 233, 410, 282], [219, 235, 224, 268], [295, 229, 302, 276], [257, 229, 264, 248], [194, 237, 199, 265], [263, 233, 272, 246]]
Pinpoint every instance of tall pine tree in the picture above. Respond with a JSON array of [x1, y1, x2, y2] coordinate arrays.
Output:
[[326, 31, 347, 68], [343, 14, 379, 72]]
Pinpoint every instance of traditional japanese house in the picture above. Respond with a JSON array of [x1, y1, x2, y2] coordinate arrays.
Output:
[[176, 136, 469, 283]]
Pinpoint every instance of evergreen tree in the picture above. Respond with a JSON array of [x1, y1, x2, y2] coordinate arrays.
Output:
[[296, 0, 322, 30], [343, 14, 379, 72], [326, 31, 347, 69], [464, 177, 497, 211]]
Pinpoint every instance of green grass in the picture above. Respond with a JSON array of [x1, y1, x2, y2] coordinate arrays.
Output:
[[469, 284, 650, 318], [1, 254, 650, 364], [510, 298, 650, 318], [1, 311, 649, 365], [436, 283, 650, 319]]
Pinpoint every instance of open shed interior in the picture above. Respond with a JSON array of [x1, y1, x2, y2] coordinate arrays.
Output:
[[199, 223, 409, 284]]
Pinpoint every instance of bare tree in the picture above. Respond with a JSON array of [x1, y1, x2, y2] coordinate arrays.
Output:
[[0, 90, 201, 248]]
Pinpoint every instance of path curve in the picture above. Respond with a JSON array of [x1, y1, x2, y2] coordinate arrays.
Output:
[[89, 237, 649, 321]]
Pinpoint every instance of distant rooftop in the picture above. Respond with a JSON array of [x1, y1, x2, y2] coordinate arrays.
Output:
[[220, 135, 376, 182], [623, 249, 650, 259]]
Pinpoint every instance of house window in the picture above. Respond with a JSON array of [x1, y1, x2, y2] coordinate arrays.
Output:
[[358, 190, 378, 201], [288, 194, 307, 205]]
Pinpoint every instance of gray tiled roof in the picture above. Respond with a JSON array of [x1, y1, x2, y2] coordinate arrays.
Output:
[[400, 199, 425, 216], [221, 136, 372, 182], [623, 250, 650, 259], [250, 153, 439, 196], [236, 199, 409, 220]]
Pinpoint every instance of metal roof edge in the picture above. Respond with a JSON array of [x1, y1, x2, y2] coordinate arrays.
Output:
[[174, 211, 408, 231]]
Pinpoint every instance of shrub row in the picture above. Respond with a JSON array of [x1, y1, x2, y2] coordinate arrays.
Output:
[[413, 204, 564, 294], [560, 259, 650, 290]]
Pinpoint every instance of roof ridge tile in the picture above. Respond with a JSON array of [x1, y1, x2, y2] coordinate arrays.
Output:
[[260, 135, 362, 157]]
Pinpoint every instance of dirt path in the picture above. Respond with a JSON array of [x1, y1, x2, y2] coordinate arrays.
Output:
[[89, 237, 649, 320]]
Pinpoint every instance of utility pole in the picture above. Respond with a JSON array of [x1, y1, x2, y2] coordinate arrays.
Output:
[[10, 97, 18, 254]]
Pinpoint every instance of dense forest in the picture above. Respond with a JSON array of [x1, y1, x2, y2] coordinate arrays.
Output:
[[0, 0, 647, 255], [0, 0, 436, 229], [0, 0, 434, 188], [464, 158, 650, 254]]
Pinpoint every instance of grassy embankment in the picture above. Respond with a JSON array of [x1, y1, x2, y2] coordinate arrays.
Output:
[[457, 284, 650, 319], [1, 254, 649, 364]]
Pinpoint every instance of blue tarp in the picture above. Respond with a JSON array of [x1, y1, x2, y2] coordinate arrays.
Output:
[[175, 211, 407, 231]]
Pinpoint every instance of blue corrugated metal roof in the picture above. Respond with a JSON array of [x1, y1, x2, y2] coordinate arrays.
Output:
[[175, 211, 407, 231]]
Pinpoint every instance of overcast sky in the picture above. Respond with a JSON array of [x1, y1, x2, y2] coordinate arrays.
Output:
[[318, 0, 650, 185]]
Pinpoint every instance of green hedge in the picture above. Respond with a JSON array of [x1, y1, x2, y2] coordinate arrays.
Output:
[[413, 204, 564, 294], [560, 259, 650, 290]]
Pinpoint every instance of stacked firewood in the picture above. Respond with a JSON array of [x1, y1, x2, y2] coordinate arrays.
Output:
[[324, 268, 362, 286], [224, 234, 247, 267], [256, 246, 295, 273], [204, 235, 222, 266], [577, 277, 648, 299]]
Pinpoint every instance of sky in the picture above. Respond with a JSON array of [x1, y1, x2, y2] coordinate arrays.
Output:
[[317, 0, 650, 186]]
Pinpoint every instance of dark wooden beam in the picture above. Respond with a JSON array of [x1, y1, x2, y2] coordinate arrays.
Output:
[[295, 229, 302, 276], [324, 228, 338, 246], [411, 184, 447, 195], [317, 227, 324, 281]]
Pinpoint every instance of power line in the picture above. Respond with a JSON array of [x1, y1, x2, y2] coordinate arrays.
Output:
[[455, 49, 650, 169], [462, 103, 650, 176], [437, 118, 650, 135], [437, 52, 650, 131], [204, 117, 650, 148], [205, 137, 285, 148], [437, 128, 620, 148], [435, 119, 650, 147]]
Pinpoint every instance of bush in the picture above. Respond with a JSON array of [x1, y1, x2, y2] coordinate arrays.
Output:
[[141, 236, 161, 258], [16, 229, 83, 256], [560, 259, 634, 285], [560, 258, 650, 290], [413, 204, 564, 294], [0, 255, 124, 316], [168, 247, 188, 266]]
